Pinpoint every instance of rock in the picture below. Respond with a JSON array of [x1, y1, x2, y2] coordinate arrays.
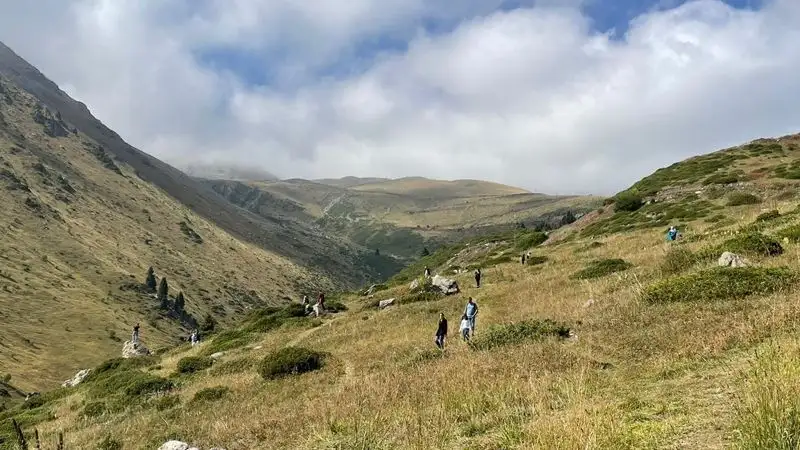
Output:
[[363, 284, 378, 296], [378, 298, 396, 309], [718, 252, 748, 268], [158, 441, 199, 450], [62, 369, 91, 388], [583, 299, 595, 308], [209, 352, 225, 359], [122, 340, 151, 358], [409, 279, 420, 291], [431, 275, 460, 295]]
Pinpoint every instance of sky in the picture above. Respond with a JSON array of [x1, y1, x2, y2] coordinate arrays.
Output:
[[0, 0, 798, 195]]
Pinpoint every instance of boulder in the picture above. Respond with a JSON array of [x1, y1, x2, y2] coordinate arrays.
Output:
[[209, 352, 225, 359], [431, 275, 460, 295], [122, 340, 151, 359], [62, 369, 91, 388], [409, 279, 420, 291], [718, 252, 748, 268], [378, 298, 396, 309], [158, 441, 199, 450]]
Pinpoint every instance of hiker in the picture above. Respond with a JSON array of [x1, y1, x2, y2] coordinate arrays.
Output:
[[666, 226, 678, 242], [435, 313, 448, 350], [474, 268, 482, 288], [190, 330, 198, 347], [424, 266, 431, 278], [132, 323, 140, 343], [302, 295, 311, 315], [464, 297, 478, 334], [318, 292, 326, 310], [521, 253, 526, 264], [459, 314, 471, 342]]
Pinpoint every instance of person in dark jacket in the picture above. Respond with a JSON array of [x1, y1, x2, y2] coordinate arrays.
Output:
[[474, 268, 482, 288], [435, 313, 448, 350]]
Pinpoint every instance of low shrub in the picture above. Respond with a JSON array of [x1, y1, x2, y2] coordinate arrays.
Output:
[[202, 329, 256, 355], [471, 319, 571, 351], [574, 241, 604, 253], [324, 300, 348, 313], [244, 304, 308, 333], [705, 214, 728, 224], [176, 356, 213, 374], [400, 291, 444, 305], [571, 259, 633, 280], [702, 172, 740, 185], [124, 375, 173, 397], [614, 192, 644, 212], [642, 267, 797, 303], [718, 232, 783, 257], [727, 192, 762, 206], [514, 231, 548, 251], [82, 401, 106, 418], [660, 247, 698, 275], [259, 347, 326, 380], [97, 436, 122, 450], [755, 210, 781, 222], [526, 255, 548, 266], [191, 386, 230, 404], [777, 224, 800, 243], [154, 394, 180, 411]]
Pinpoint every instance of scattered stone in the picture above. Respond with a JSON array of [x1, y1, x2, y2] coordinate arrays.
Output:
[[378, 298, 396, 309], [157, 441, 199, 450], [583, 299, 595, 308], [62, 369, 91, 388], [253, 346, 263, 350], [122, 340, 151, 358], [209, 352, 225, 359], [718, 251, 748, 268], [409, 279, 420, 291], [431, 275, 460, 295]]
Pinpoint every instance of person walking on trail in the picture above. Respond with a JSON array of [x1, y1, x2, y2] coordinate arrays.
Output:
[[302, 295, 311, 315], [474, 268, 482, 288], [459, 314, 471, 342], [464, 297, 479, 334], [190, 329, 199, 347], [666, 226, 678, 242], [132, 323, 140, 343], [424, 266, 431, 278], [435, 313, 448, 350], [314, 293, 325, 318], [521, 253, 526, 265]]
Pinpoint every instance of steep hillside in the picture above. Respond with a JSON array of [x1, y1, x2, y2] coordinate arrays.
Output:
[[0, 74, 337, 391], [11, 133, 800, 449], [0, 42, 395, 289]]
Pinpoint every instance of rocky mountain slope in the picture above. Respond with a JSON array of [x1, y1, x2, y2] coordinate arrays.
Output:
[[7, 132, 800, 448]]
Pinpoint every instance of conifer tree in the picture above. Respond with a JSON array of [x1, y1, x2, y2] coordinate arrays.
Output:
[[174, 291, 185, 313], [200, 313, 216, 333], [145, 267, 157, 291], [421, 247, 430, 257], [158, 277, 169, 309]]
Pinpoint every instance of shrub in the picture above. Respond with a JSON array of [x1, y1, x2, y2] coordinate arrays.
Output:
[[705, 214, 728, 224], [191, 386, 230, 404], [755, 210, 781, 222], [613, 192, 644, 212], [471, 319, 571, 351], [514, 231, 547, 251], [154, 394, 180, 411], [642, 267, 797, 303], [244, 304, 308, 333], [202, 329, 256, 355], [702, 172, 739, 185], [259, 347, 326, 380], [571, 259, 633, 280], [177, 356, 213, 374], [324, 300, 348, 313], [82, 401, 106, 418], [527, 255, 548, 266], [97, 436, 123, 450], [719, 232, 783, 257], [727, 192, 762, 206], [777, 224, 800, 243], [124, 375, 173, 397], [660, 247, 698, 275]]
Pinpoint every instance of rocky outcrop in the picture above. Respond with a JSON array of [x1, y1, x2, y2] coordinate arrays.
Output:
[[62, 369, 91, 388], [32, 104, 72, 138], [122, 340, 151, 358], [431, 275, 460, 295], [378, 298, 396, 309], [718, 252, 748, 268], [409, 279, 420, 291], [157, 440, 225, 450]]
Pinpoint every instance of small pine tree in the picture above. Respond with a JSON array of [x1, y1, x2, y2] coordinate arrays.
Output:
[[145, 267, 157, 291], [200, 314, 216, 333], [374, 248, 380, 256], [158, 277, 169, 309], [421, 247, 430, 257], [174, 291, 185, 313]]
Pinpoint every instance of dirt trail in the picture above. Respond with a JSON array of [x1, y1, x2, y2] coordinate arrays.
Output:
[[286, 315, 357, 384]]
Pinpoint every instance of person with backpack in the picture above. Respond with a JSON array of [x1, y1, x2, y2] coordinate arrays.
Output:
[[666, 226, 678, 242], [474, 268, 482, 288], [132, 323, 140, 343], [464, 297, 479, 334], [435, 313, 448, 350], [424, 266, 431, 278]]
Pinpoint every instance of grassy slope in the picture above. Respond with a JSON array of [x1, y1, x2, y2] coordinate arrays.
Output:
[[0, 77, 330, 391], [17, 133, 800, 448]]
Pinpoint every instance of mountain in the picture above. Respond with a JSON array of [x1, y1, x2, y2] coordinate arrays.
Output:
[[7, 132, 800, 448], [182, 162, 278, 182]]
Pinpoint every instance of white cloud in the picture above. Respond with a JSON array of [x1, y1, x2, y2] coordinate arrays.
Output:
[[0, 0, 799, 195]]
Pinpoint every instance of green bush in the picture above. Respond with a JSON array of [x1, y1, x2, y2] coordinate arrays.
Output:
[[660, 247, 698, 275], [324, 300, 348, 313], [642, 267, 797, 303], [718, 232, 783, 257], [154, 394, 180, 411], [258, 347, 326, 380], [82, 401, 106, 418], [514, 231, 547, 251], [177, 356, 213, 374], [470, 319, 571, 351], [191, 386, 230, 404], [702, 172, 740, 185], [613, 192, 644, 212], [571, 259, 633, 280], [755, 210, 781, 222], [727, 192, 762, 206], [202, 329, 256, 355], [124, 375, 173, 397], [97, 436, 123, 450], [777, 224, 800, 243], [526, 255, 548, 266]]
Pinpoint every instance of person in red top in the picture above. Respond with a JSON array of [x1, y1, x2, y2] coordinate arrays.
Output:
[[317, 292, 325, 310]]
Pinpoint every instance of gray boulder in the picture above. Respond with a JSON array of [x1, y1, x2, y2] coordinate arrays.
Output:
[[378, 298, 396, 309], [409, 279, 420, 291], [122, 340, 151, 358], [62, 369, 91, 388], [718, 252, 748, 268], [431, 275, 460, 295]]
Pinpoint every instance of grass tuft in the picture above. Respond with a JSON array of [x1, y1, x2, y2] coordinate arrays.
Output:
[[258, 347, 327, 380], [642, 267, 798, 303], [191, 386, 230, 404], [176, 356, 214, 375], [470, 319, 571, 351], [659, 246, 698, 275], [571, 258, 633, 280], [727, 192, 762, 206]]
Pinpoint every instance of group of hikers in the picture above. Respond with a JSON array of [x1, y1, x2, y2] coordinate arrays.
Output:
[[435, 297, 479, 349], [131, 322, 200, 347], [301, 292, 327, 317], [424, 265, 482, 288]]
